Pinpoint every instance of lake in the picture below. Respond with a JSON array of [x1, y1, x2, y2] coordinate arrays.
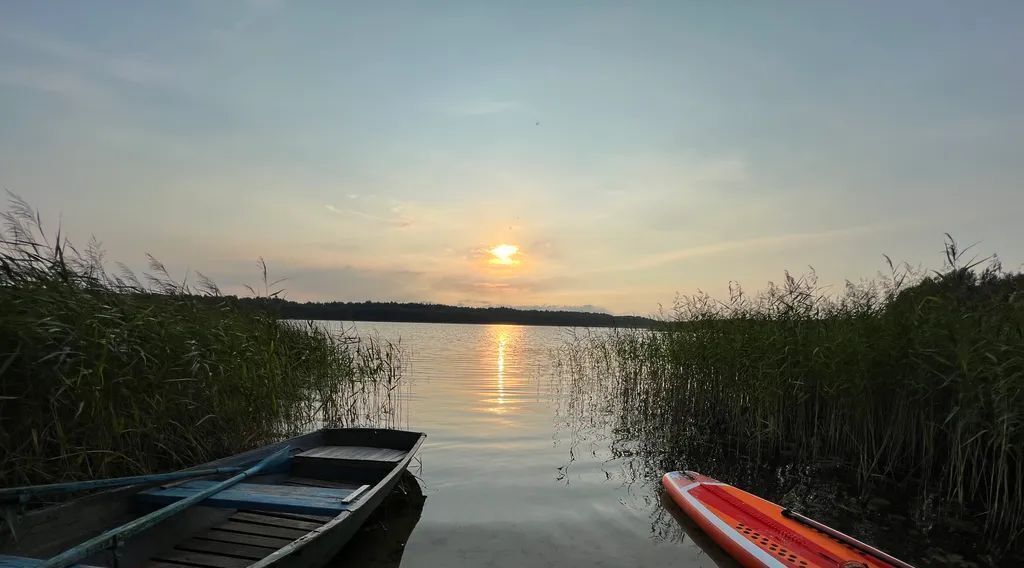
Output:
[[330, 321, 721, 567]]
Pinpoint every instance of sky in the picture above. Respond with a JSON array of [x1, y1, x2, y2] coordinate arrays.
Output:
[[1, 1, 1023, 315]]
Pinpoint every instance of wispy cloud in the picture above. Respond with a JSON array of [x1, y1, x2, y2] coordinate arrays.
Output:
[[0, 25, 174, 88], [0, 66, 108, 103], [449, 100, 522, 116], [623, 224, 909, 271], [324, 203, 414, 228]]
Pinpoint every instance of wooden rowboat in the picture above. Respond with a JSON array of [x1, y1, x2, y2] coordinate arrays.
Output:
[[0, 428, 425, 568]]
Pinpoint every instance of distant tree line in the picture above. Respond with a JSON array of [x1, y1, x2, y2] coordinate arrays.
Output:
[[230, 298, 655, 328]]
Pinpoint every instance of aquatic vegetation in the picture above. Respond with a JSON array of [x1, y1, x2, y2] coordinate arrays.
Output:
[[560, 238, 1024, 555], [0, 197, 403, 488]]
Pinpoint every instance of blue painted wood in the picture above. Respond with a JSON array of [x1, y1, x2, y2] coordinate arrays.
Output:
[[0, 467, 243, 503], [39, 446, 292, 568], [137, 480, 353, 516], [0, 556, 95, 567], [176, 479, 358, 500], [0, 556, 44, 568]]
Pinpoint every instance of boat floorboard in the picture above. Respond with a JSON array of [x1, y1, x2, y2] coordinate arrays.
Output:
[[176, 538, 274, 561], [217, 521, 308, 540], [149, 549, 253, 568], [242, 509, 334, 524], [146, 509, 331, 567], [230, 511, 321, 531], [197, 529, 293, 549]]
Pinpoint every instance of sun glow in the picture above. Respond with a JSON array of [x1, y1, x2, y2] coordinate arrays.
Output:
[[488, 244, 520, 265]]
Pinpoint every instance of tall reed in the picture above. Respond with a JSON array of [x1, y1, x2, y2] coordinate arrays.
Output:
[[0, 197, 403, 488], [566, 239, 1023, 552]]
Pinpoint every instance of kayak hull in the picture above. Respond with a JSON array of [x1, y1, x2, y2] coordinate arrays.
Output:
[[662, 471, 904, 568]]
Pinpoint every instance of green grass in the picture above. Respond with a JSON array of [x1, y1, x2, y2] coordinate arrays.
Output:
[[0, 197, 403, 488], [563, 238, 1023, 552]]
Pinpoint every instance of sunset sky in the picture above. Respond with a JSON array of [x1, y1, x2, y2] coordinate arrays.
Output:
[[2, 2, 1023, 314]]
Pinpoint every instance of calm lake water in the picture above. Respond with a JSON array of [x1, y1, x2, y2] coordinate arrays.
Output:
[[329, 321, 725, 568]]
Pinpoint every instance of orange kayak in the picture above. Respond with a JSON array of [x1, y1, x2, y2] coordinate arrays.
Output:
[[662, 471, 915, 568]]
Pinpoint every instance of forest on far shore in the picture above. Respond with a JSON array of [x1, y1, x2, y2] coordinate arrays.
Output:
[[234, 298, 656, 328]]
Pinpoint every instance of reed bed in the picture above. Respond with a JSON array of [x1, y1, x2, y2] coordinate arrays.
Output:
[[563, 240, 1023, 553], [0, 197, 403, 488]]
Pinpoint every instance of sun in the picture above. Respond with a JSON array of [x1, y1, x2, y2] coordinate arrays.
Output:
[[488, 244, 520, 265]]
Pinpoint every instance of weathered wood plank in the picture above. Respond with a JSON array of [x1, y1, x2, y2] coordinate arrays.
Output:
[[230, 512, 321, 531], [172, 480, 351, 500], [341, 484, 371, 504], [242, 509, 334, 523], [176, 538, 273, 560], [217, 521, 308, 540], [281, 476, 361, 491], [138, 482, 351, 516], [150, 550, 252, 568], [198, 529, 293, 549], [0, 557, 101, 568], [294, 446, 407, 462]]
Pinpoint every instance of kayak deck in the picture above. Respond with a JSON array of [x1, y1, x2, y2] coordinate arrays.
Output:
[[662, 471, 908, 568]]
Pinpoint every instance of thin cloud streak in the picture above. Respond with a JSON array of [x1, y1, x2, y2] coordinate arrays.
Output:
[[324, 204, 414, 228], [0, 25, 175, 87], [448, 100, 522, 116], [622, 223, 918, 272]]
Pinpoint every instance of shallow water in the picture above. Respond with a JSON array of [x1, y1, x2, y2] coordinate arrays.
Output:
[[330, 321, 726, 567], [323, 321, 1013, 567]]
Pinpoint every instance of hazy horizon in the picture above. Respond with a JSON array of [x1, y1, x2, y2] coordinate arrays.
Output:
[[3, 2, 1023, 315]]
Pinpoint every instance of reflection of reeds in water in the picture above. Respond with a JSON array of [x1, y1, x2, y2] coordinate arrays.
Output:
[[553, 329, 704, 487], [555, 239, 1024, 558]]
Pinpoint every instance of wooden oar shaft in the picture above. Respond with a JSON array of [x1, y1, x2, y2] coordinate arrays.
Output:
[[41, 446, 291, 568], [782, 509, 916, 568], [0, 467, 243, 502]]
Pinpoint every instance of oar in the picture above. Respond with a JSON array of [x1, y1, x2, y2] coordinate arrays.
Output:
[[0, 467, 244, 503], [40, 446, 292, 568]]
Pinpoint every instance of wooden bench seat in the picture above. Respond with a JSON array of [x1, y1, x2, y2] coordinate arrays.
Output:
[[137, 480, 367, 517], [294, 446, 407, 463]]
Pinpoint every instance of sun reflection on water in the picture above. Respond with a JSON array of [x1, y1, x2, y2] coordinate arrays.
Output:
[[497, 329, 507, 407], [484, 326, 520, 415]]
